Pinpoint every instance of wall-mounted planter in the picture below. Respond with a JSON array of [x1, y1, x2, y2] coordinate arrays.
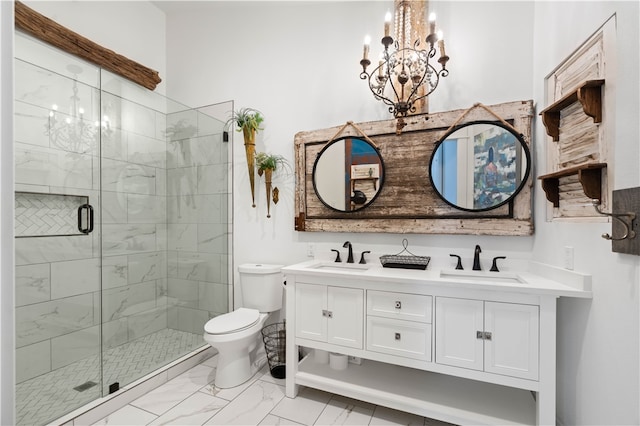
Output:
[[243, 127, 257, 207]]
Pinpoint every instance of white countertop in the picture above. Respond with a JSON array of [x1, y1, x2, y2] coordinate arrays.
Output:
[[282, 259, 592, 298]]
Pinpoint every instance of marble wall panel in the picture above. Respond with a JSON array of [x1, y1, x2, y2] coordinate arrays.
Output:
[[197, 194, 224, 224], [102, 317, 129, 350], [16, 340, 51, 383], [127, 194, 167, 224], [15, 143, 94, 190], [101, 158, 157, 195], [101, 127, 128, 161], [15, 234, 94, 266], [167, 251, 178, 279], [197, 164, 227, 195], [166, 110, 198, 142], [167, 195, 198, 224], [156, 167, 167, 197], [167, 278, 199, 309], [198, 282, 229, 314], [120, 99, 157, 138], [177, 252, 221, 283], [14, 102, 49, 148], [128, 133, 166, 169], [167, 166, 197, 199], [157, 278, 168, 307], [167, 306, 209, 335], [15, 263, 51, 307], [168, 224, 197, 252], [102, 281, 157, 322], [102, 190, 128, 224], [102, 256, 129, 289], [167, 135, 221, 169], [50, 257, 100, 299], [168, 194, 223, 225], [197, 224, 228, 254], [128, 251, 165, 285], [51, 325, 100, 370], [16, 293, 95, 347], [102, 224, 158, 256], [156, 224, 168, 251], [128, 307, 167, 340]]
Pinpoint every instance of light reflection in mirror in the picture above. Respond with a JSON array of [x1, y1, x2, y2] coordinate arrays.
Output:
[[430, 121, 531, 211], [313, 137, 384, 212]]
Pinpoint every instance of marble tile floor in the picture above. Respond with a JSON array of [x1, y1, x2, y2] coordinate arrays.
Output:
[[17, 329, 203, 426], [91, 355, 455, 426]]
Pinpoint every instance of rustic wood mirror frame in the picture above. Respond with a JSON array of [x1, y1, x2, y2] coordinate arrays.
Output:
[[294, 100, 534, 235]]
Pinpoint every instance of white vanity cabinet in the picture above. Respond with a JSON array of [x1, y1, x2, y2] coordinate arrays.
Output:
[[435, 297, 539, 380], [295, 282, 363, 349], [283, 261, 591, 426]]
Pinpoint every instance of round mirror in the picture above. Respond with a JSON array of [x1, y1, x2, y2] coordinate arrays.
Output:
[[313, 137, 385, 212], [429, 121, 531, 212]]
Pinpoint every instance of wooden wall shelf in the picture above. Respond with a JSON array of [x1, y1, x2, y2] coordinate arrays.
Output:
[[539, 79, 604, 141], [538, 162, 607, 207]]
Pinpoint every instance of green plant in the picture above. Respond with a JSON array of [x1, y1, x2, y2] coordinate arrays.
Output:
[[227, 107, 264, 133], [255, 152, 290, 172]]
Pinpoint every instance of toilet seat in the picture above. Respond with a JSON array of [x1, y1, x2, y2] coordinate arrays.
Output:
[[205, 308, 260, 335]]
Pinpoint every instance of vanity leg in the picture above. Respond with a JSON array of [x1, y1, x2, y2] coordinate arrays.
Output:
[[285, 282, 299, 398], [537, 297, 557, 425]]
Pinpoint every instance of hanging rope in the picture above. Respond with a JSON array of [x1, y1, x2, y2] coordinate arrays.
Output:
[[325, 121, 379, 149], [441, 102, 523, 137]]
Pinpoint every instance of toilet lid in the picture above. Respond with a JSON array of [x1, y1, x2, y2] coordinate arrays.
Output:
[[204, 308, 260, 335]]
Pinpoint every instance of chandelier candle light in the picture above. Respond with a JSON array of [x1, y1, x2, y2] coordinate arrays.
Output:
[[360, 4, 450, 134]]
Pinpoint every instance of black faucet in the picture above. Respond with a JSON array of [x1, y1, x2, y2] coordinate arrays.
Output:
[[343, 241, 354, 263], [473, 245, 482, 271]]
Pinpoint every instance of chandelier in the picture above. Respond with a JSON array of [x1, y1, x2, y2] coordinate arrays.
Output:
[[45, 64, 111, 153], [359, 2, 450, 133]]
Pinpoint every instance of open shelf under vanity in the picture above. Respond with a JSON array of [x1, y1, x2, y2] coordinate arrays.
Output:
[[296, 356, 536, 426]]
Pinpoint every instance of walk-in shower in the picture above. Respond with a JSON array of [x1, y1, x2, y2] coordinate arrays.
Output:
[[14, 32, 231, 425]]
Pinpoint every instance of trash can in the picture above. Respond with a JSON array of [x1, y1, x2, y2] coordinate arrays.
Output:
[[261, 322, 287, 379]]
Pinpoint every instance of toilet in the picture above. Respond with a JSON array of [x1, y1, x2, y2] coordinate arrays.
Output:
[[203, 263, 284, 388]]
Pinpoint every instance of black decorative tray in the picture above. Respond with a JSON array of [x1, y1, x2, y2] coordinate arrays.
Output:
[[379, 239, 430, 270]]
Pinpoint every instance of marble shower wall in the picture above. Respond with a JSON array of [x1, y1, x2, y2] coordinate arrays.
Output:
[[14, 56, 105, 384], [14, 38, 230, 386]]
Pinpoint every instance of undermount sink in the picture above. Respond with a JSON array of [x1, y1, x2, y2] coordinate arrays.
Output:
[[439, 269, 527, 284], [310, 262, 373, 272]]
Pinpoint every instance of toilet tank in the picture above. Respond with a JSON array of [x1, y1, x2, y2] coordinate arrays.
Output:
[[239, 263, 284, 312]]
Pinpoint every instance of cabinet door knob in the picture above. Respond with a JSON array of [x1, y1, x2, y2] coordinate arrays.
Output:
[[484, 331, 492, 341], [395, 332, 401, 340], [477, 331, 484, 339], [395, 301, 401, 309], [322, 309, 328, 317], [327, 311, 333, 318]]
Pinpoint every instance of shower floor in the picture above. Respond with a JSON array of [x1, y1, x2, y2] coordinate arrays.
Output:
[[16, 328, 204, 426]]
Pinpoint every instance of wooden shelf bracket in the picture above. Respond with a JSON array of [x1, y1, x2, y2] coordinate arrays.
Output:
[[539, 80, 604, 141], [538, 163, 607, 207]]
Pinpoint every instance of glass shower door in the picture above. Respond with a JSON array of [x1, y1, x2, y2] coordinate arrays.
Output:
[[98, 73, 231, 394], [14, 36, 103, 426]]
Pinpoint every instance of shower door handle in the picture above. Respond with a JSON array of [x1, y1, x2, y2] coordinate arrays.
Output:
[[78, 204, 94, 234]]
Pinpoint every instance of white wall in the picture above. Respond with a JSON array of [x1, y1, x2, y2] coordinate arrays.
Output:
[[531, 2, 640, 424], [163, 1, 639, 424], [22, 1, 168, 94]]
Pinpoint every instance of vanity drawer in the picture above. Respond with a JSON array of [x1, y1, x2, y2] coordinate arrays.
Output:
[[366, 317, 431, 361], [367, 291, 432, 323]]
